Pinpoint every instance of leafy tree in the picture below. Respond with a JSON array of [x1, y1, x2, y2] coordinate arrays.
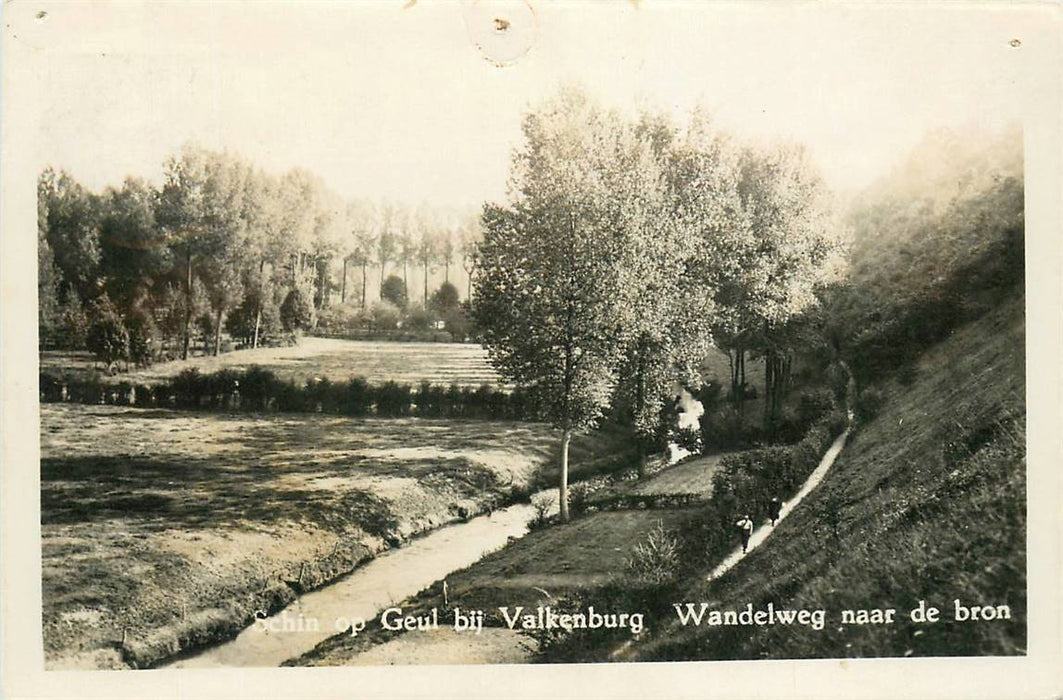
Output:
[[429, 281, 461, 314], [38, 168, 103, 304], [37, 193, 62, 347], [98, 177, 167, 315], [474, 88, 639, 521], [380, 274, 408, 310], [347, 199, 378, 309]]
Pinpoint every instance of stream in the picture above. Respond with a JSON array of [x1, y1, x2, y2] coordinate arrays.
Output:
[[162, 498, 543, 668]]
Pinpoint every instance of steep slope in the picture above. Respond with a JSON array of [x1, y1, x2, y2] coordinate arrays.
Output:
[[626, 291, 1025, 660]]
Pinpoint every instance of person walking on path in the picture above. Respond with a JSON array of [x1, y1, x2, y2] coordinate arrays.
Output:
[[767, 497, 783, 526], [735, 514, 754, 553]]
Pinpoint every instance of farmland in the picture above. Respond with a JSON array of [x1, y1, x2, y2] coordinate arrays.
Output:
[[39, 401, 632, 669], [40, 337, 499, 388]]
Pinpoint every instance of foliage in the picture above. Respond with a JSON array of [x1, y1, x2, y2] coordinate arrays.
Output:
[[85, 295, 130, 366], [626, 520, 681, 585], [380, 274, 408, 310], [824, 126, 1023, 386], [280, 288, 315, 333]]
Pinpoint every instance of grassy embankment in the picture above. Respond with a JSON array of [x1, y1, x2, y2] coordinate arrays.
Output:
[[40, 398, 633, 670]]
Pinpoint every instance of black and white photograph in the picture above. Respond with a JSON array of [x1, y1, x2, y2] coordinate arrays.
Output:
[[2, 1, 1061, 698]]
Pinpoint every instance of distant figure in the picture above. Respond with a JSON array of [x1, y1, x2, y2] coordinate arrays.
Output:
[[735, 514, 754, 553], [768, 497, 783, 527]]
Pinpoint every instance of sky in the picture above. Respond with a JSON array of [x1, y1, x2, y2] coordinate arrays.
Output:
[[11, 0, 1040, 210]]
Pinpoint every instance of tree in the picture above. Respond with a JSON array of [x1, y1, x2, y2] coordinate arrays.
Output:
[[380, 274, 408, 310], [38, 168, 103, 304], [396, 207, 416, 302], [430, 281, 460, 314], [37, 191, 62, 347], [376, 202, 399, 299], [415, 210, 439, 307], [474, 88, 640, 521], [730, 143, 843, 424], [155, 145, 247, 359], [86, 294, 129, 368], [347, 198, 377, 308], [608, 110, 722, 476], [98, 177, 167, 316], [280, 287, 315, 333]]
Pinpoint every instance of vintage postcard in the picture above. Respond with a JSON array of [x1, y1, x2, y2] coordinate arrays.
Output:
[[2, 1, 1061, 698]]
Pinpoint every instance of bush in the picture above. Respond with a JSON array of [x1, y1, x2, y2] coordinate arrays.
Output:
[[316, 303, 361, 334], [280, 288, 315, 333], [86, 316, 130, 368], [375, 380, 412, 416], [527, 492, 554, 531], [342, 377, 373, 416], [797, 387, 837, 428], [368, 300, 401, 331], [404, 304, 439, 332], [124, 311, 158, 366], [627, 520, 680, 585], [568, 482, 591, 517], [855, 386, 886, 424]]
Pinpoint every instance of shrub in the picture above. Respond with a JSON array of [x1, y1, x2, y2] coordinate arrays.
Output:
[[316, 303, 361, 334], [404, 304, 439, 332], [86, 316, 130, 368], [627, 520, 680, 585], [527, 492, 554, 531], [171, 368, 204, 408], [368, 300, 401, 331], [855, 386, 886, 424], [280, 288, 315, 333], [568, 483, 591, 517], [375, 380, 412, 416], [342, 377, 372, 416], [797, 387, 837, 428]]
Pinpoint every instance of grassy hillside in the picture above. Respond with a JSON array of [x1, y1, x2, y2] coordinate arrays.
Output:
[[623, 291, 1025, 660]]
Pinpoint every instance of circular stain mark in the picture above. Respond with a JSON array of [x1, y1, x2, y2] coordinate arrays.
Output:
[[1010, 38, 1021, 48], [464, 0, 537, 66]]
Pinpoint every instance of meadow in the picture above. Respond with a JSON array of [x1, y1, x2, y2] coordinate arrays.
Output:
[[39, 391, 631, 669], [40, 337, 500, 388]]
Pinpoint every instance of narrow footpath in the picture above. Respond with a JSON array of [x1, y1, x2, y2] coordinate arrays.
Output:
[[707, 365, 856, 581], [706, 417, 852, 581]]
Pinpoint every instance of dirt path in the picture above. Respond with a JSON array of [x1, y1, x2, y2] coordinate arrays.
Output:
[[706, 366, 856, 581], [705, 423, 852, 580]]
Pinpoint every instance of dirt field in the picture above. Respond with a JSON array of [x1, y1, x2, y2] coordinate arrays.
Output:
[[40, 403, 569, 669], [40, 337, 499, 387]]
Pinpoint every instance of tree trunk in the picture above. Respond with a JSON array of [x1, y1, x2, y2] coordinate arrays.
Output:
[[182, 250, 193, 360], [423, 260, 429, 306], [559, 429, 572, 523], [444, 261, 450, 283], [402, 259, 408, 300], [341, 258, 348, 303], [635, 339, 647, 479], [361, 262, 368, 309], [213, 307, 223, 356], [737, 348, 746, 415], [252, 308, 261, 349]]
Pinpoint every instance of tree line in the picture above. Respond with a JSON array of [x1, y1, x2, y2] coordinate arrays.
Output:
[[37, 145, 482, 364], [473, 87, 845, 520]]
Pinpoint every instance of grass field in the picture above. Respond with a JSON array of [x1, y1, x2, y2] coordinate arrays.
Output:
[[39, 402, 632, 669], [40, 337, 499, 387]]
